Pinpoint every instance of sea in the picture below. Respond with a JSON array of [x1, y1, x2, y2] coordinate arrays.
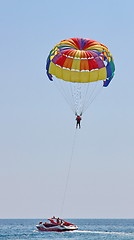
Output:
[[0, 219, 134, 240]]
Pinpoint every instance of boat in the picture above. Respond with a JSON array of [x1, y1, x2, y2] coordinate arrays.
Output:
[[36, 216, 78, 232]]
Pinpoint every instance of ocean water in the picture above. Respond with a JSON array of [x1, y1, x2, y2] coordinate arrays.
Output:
[[0, 219, 134, 240]]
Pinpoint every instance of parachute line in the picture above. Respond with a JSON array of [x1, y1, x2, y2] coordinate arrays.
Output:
[[54, 78, 76, 113], [83, 83, 103, 113], [53, 77, 103, 116], [60, 128, 77, 217]]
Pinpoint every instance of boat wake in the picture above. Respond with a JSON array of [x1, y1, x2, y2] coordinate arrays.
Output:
[[75, 230, 134, 236], [34, 228, 134, 236]]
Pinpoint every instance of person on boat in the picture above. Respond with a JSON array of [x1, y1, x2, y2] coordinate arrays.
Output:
[[76, 115, 82, 129], [57, 217, 60, 224]]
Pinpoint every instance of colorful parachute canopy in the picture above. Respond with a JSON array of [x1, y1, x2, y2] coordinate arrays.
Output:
[[46, 38, 115, 87], [46, 38, 115, 115]]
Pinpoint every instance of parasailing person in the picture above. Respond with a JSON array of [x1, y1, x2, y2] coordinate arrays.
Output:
[[76, 115, 82, 129]]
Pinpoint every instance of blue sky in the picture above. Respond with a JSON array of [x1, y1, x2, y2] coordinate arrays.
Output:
[[0, 0, 134, 219]]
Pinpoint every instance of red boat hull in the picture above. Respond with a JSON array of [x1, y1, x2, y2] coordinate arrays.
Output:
[[36, 217, 78, 232]]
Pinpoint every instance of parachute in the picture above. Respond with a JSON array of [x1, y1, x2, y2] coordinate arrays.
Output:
[[46, 38, 115, 115]]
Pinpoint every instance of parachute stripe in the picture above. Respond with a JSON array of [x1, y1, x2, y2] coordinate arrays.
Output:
[[49, 61, 107, 83]]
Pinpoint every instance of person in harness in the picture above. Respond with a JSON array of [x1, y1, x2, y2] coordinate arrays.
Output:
[[76, 115, 82, 129]]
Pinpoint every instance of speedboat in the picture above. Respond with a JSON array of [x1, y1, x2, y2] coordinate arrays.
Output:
[[36, 216, 78, 232]]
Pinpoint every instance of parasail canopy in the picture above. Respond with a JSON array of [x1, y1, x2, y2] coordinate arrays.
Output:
[[46, 38, 115, 115]]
